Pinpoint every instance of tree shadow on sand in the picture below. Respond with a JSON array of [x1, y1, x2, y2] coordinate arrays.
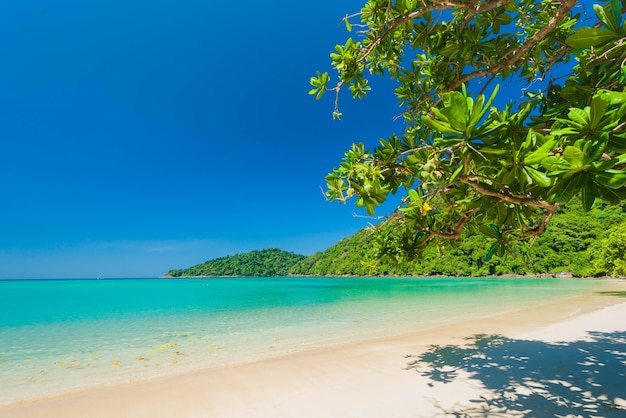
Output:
[[405, 331, 626, 417]]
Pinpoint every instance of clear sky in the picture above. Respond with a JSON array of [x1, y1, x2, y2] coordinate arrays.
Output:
[[0, 0, 404, 278]]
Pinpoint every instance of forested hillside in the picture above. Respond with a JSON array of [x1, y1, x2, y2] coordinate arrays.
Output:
[[166, 203, 626, 278], [289, 202, 626, 278], [166, 248, 306, 277]]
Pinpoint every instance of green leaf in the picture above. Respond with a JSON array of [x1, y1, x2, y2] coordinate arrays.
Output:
[[567, 107, 590, 127], [525, 166, 551, 187], [440, 91, 468, 132], [581, 185, 597, 211], [421, 115, 461, 134], [479, 147, 509, 156], [563, 146, 585, 168], [610, 0, 622, 30], [449, 165, 464, 183], [594, 3, 620, 32], [561, 85, 595, 102], [595, 170, 626, 189], [524, 137, 557, 165], [309, 72, 329, 100], [541, 155, 570, 173], [468, 94, 484, 129], [566, 27, 620, 49], [479, 224, 501, 240], [496, 203, 508, 224], [495, 12, 513, 26], [520, 128, 536, 153], [589, 95, 608, 129], [599, 90, 626, 105], [475, 85, 500, 124], [439, 43, 459, 56], [501, 166, 518, 185], [485, 242, 498, 262], [345, 17, 352, 33], [408, 189, 421, 203]]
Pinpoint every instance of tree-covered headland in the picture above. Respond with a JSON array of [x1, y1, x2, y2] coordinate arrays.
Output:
[[311, 0, 626, 264], [166, 248, 306, 277]]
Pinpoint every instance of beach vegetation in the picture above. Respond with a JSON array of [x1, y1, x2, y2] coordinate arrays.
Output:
[[311, 0, 626, 263], [589, 221, 626, 275]]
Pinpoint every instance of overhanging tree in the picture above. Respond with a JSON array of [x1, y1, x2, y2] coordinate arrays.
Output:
[[311, 0, 626, 262]]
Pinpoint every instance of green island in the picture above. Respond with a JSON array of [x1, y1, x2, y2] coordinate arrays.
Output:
[[166, 200, 626, 278], [166, 248, 306, 277]]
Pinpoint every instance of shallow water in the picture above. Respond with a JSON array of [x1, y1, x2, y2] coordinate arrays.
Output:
[[0, 277, 598, 405]]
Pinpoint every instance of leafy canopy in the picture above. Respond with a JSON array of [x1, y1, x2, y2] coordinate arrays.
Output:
[[311, 0, 626, 262]]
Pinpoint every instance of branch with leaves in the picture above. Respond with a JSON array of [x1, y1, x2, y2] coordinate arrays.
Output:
[[312, 0, 626, 263]]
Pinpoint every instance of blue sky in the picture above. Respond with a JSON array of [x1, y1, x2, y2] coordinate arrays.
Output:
[[0, 0, 404, 278], [0, 1, 597, 279]]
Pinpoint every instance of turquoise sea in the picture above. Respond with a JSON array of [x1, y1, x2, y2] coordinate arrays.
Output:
[[0, 277, 598, 405]]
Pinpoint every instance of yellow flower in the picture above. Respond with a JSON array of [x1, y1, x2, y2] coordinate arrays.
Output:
[[420, 202, 432, 215]]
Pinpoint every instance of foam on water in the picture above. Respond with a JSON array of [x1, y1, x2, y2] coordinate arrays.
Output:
[[0, 277, 597, 405]]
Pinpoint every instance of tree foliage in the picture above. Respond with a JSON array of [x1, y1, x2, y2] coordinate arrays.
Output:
[[166, 249, 306, 277], [590, 220, 626, 275], [289, 201, 626, 277], [311, 0, 626, 261]]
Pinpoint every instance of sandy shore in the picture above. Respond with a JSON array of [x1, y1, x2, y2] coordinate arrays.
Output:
[[2, 280, 625, 417]]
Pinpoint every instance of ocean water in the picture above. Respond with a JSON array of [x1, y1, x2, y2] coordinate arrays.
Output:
[[0, 277, 598, 405]]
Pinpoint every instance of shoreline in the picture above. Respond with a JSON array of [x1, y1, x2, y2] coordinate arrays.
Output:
[[161, 273, 619, 279], [2, 279, 625, 417]]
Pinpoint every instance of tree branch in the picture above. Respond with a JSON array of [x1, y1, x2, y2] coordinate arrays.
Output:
[[460, 175, 559, 213], [359, 1, 467, 62], [358, 0, 576, 89], [425, 208, 479, 240], [448, 0, 578, 92], [528, 208, 556, 246], [460, 0, 515, 32]]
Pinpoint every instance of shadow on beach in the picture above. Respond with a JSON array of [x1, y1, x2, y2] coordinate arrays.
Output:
[[405, 331, 626, 417]]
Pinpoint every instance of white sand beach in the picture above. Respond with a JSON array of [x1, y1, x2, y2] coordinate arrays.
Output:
[[1, 280, 625, 418]]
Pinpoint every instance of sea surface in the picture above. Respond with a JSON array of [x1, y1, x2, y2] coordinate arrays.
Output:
[[0, 277, 599, 405]]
